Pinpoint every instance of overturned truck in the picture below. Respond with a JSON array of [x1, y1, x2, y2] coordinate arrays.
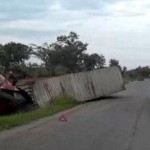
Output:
[[0, 67, 124, 114], [33, 67, 125, 107], [0, 75, 33, 115]]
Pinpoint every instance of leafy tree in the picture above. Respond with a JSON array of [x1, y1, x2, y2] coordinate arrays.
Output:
[[109, 59, 119, 67], [26, 63, 50, 77], [35, 32, 88, 75], [125, 66, 150, 81], [33, 32, 108, 76], [54, 65, 68, 76], [90, 54, 106, 69], [135, 66, 150, 78], [109, 58, 122, 71], [10, 63, 29, 79], [83, 53, 106, 71], [0, 42, 32, 73]]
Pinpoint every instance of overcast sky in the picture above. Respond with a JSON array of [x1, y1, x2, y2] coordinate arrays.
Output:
[[0, 0, 150, 69]]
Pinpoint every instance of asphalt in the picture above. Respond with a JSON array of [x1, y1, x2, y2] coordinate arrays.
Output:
[[1, 79, 150, 150]]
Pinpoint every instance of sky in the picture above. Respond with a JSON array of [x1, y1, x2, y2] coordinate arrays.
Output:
[[0, 0, 150, 69]]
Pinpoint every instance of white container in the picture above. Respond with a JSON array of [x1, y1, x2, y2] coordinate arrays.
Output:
[[33, 67, 124, 107]]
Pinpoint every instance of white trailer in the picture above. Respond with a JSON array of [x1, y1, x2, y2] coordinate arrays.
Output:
[[33, 67, 124, 107]]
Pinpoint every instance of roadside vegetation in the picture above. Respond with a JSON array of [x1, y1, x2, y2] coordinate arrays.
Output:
[[123, 66, 150, 84], [0, 95, 79, 132]]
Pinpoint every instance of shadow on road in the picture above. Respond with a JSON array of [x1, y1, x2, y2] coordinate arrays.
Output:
[[84, 95, 123, 104]]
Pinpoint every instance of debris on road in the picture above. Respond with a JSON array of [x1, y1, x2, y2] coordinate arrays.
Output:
[[59, 114, 68, 122]]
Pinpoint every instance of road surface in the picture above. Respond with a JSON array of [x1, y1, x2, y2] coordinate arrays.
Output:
[[1, 79, 150, 150]]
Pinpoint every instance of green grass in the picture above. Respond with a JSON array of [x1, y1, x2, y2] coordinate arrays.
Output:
[[0, 95, 79, 132]]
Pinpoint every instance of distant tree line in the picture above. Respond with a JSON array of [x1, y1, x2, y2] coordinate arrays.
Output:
[[0, 31, 126, 78], [124, 66, 150, 81]]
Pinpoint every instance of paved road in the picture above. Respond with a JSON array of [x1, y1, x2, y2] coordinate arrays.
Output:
[[1, 80, 150, 150]]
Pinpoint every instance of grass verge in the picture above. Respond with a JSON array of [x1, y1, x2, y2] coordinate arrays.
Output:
[[0, 95, 79, 132]]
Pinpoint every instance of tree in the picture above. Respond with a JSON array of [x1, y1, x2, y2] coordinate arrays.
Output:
[[0, 42, 32, 73], [109, 59, 119, 67], [25, 63, 50, 77], [135, 66, 150, 78], [126, 66, 150, 81], [35, 32, 88, 74], [83, 53, 106, 71], [33, 32, 107, 76], [109, 59, 122, 71]]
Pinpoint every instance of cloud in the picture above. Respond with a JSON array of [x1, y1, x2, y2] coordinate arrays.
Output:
[[58, 0, 119, 10], [0, 0, 53, 22], [107, 0, 150, 17]]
